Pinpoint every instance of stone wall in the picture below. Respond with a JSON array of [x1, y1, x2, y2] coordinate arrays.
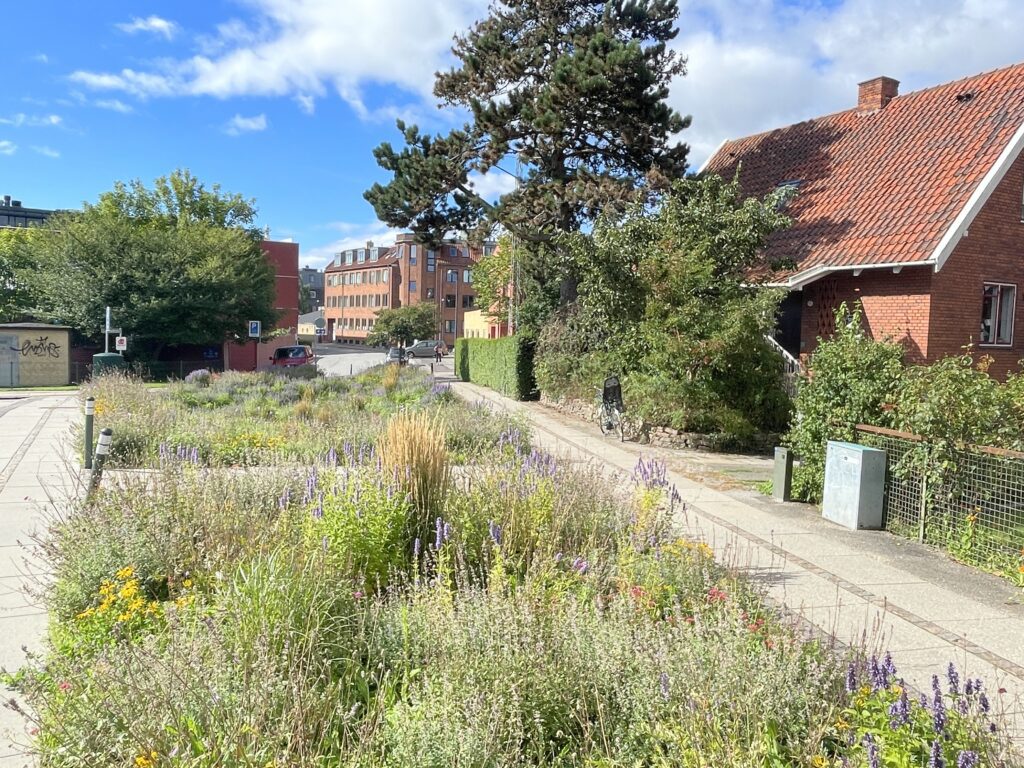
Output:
[[539, 394, 778, 455]]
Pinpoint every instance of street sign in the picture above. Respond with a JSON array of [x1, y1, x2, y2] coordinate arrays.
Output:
[[315, 327, 326, 337], [313, 316, 326, 330], [248, 320, 262, 338], [114, 336, 127, 351]]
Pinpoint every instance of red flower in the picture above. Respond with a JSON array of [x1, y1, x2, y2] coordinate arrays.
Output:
[[707, 587, 728, 603], [58, 681, 71, 692], [629, 585, 646, 600], [747, 618, 765, 632]]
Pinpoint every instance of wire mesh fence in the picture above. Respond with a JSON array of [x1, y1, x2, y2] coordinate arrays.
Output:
[[855, 424, 1024, 583]]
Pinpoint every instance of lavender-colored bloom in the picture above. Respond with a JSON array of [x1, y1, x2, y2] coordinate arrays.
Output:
[[435, 517, 443, 550], [554, 552, 563, 564], [932, 674, 942, 695], [933, 685, 947, 734], [488, 520, 503, 546], [326, 447, 337, 466], [862, 733, 880, 768], [929, 740, 945, 768], [870, 656, 886, 691], [278, 486, 291, 511], [883, 651, 897, 679], [988, 722, 997, 733], [956, 751, 979, 768], [947, 662, 961, 696], [845, 663, 857, 693], [571, 556, 588, 575], [978, 692, 990, 714], [964, 678, 975, 697], [659, 672, 670, 701], [443, 521, 453, 541], [413, 538, 421, 558], [889, 683, 910, 729]]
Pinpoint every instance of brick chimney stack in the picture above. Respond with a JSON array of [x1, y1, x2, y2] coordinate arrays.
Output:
[[858, 76, 899, 112]]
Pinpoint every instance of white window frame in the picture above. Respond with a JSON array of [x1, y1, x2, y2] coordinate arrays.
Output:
[[980, 282, 1016, 347]]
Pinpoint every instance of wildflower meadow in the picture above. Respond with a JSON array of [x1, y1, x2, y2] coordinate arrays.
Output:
[[9, 367, 1017, 766]]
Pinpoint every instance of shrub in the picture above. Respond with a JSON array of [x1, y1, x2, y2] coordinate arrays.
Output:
[[455, 334, 537, 400], [784, 304, 904, 502]]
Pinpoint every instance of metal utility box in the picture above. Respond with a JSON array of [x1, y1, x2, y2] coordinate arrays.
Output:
[[821, 441, 886, 530]]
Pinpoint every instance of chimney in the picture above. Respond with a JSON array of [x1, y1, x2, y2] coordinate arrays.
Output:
[[2, 195, 10, 206], [858, 76, 899, 112], [366, 240, 374, 249]]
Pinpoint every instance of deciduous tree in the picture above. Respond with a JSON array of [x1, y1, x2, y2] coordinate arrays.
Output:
[[366, 304, 438, 348]]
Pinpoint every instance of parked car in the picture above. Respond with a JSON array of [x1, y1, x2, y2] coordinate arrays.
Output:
[[405, 339, 448, 358], [270, 345, 316, 367], [385, 347, 408, 365]]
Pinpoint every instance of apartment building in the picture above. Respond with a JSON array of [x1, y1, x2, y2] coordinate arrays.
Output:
[[323, 235, 495, 346]]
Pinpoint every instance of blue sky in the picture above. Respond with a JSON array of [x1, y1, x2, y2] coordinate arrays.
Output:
[[3, 0, 1023, 267]]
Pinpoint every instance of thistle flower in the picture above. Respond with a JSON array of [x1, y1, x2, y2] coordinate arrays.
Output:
[[929, 740, 945, 768]]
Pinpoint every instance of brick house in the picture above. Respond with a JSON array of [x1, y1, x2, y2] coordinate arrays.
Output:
[[703, 62, 1024, 377], [324, 234, 493, 347]]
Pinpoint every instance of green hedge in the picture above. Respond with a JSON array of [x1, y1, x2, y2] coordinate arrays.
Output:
[[455, 335, 537, 400]]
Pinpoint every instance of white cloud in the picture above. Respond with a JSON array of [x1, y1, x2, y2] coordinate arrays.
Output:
[[0, 113, 62, 128], [303, 221, 404, 269], [69, 0, 488, 118], [0, 141, 16, 156], [95, 99, 134, 114], [294, 93, 315, 115], [223, 113, 267, 136], [669, 0, 1024, 169], [31, 145, 60, 159], [33, 53, 49, 64], [116, 15, 179, 40], [467, 170, 518, 203]]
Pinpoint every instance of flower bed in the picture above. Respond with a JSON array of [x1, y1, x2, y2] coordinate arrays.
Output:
[[13, 371, 1017, 766]]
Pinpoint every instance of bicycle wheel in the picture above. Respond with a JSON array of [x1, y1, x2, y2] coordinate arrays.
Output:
[[598, 404, 611, 435]]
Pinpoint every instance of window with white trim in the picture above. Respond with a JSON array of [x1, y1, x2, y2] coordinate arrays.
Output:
[[981, 283, 1015, 345]]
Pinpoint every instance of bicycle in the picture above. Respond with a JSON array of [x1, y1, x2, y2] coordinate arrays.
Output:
[[596, 375, 625, 441]]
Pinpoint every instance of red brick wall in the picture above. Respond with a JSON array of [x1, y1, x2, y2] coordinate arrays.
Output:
[[226, 239, 300, 371], [929, 153, 1024, 379], [800, 267, 932, 363]]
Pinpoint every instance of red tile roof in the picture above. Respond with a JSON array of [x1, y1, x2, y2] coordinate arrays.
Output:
[[703, 62, 1024, 285]]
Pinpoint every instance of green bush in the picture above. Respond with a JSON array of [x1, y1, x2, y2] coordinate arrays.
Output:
[[455, 334, 537, 400], [784, 304, 904, 502]]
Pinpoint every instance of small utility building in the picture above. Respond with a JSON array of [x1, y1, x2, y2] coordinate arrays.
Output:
[[0, 323, 73, 387]]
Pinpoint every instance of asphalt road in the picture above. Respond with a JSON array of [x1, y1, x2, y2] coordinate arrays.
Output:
[[313, 343, 447, 377]]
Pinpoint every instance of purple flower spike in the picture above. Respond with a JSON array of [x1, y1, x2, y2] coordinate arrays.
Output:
[[434, 517, 443, 550], [883, 651, 897, 679], [965, 678, 975, 697], [956, 751, 979, 768], [845, 663, 857, 693], [889, 682, 910, 729], [862, 733, 880, 768], [978, 692, 989, 713], [488, 520, 502, 546], [571, 556, 588, 575], [929, 740, 945, 768], [933, 685, 947, 734], [413, 538, 421, 558], [947, 662, 960, 696]]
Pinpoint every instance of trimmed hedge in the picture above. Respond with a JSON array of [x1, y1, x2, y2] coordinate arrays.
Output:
[[454, 335, 537, 400]]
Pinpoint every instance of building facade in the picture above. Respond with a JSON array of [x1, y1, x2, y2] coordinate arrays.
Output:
[[323, 236, 494, 347], [299, 266, 325, 311], [704, 62, 1024, 378], [0, 195, 53, 228]]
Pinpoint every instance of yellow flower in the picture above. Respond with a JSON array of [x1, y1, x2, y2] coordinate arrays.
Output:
[[75, 607, 95, 620], [134, 751, 158, 768], [99, 581, 114, 596], [890, 684, 903, 695], [811, 756, 829, 768], [182, 579, 193, 589], [116, 566, 135, 581], [833, 717, 849, 730]]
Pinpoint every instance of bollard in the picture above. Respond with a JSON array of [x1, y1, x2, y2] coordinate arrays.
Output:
[[772, 446, 793, 502], [350, 363, 353, 376], [84, 397, 96, 469], [88, 428, 113, 497], [430, 363, 434, 376]]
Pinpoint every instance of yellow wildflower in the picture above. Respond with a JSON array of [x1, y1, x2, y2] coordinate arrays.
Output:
[[134, 750, 158, 768], [811, 756, 829, 768], [99, 581, 114, 596], [833, 717, 849, 730], [75, 607, 95, 620], [115, 566, 135, 581], [182, 579, 193, 589]]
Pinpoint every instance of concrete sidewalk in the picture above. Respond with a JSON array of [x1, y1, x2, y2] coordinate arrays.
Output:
[[442, 370, 1024, 745], [0, 393, 79, 767]]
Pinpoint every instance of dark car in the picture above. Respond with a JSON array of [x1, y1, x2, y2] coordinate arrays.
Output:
[[270, 345, 316, 367], [385, 347, 408, 365], [405, 339, 448, 358]]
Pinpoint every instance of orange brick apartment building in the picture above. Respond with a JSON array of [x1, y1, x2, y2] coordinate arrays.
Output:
[[323, 234, 495, 347], [704, 62, 1024, 377]]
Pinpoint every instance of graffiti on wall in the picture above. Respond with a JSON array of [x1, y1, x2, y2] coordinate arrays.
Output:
[[11, 336, 62, 359]]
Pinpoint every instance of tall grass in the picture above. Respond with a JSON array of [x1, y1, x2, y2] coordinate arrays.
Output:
[[376, 409, 450, 533]]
